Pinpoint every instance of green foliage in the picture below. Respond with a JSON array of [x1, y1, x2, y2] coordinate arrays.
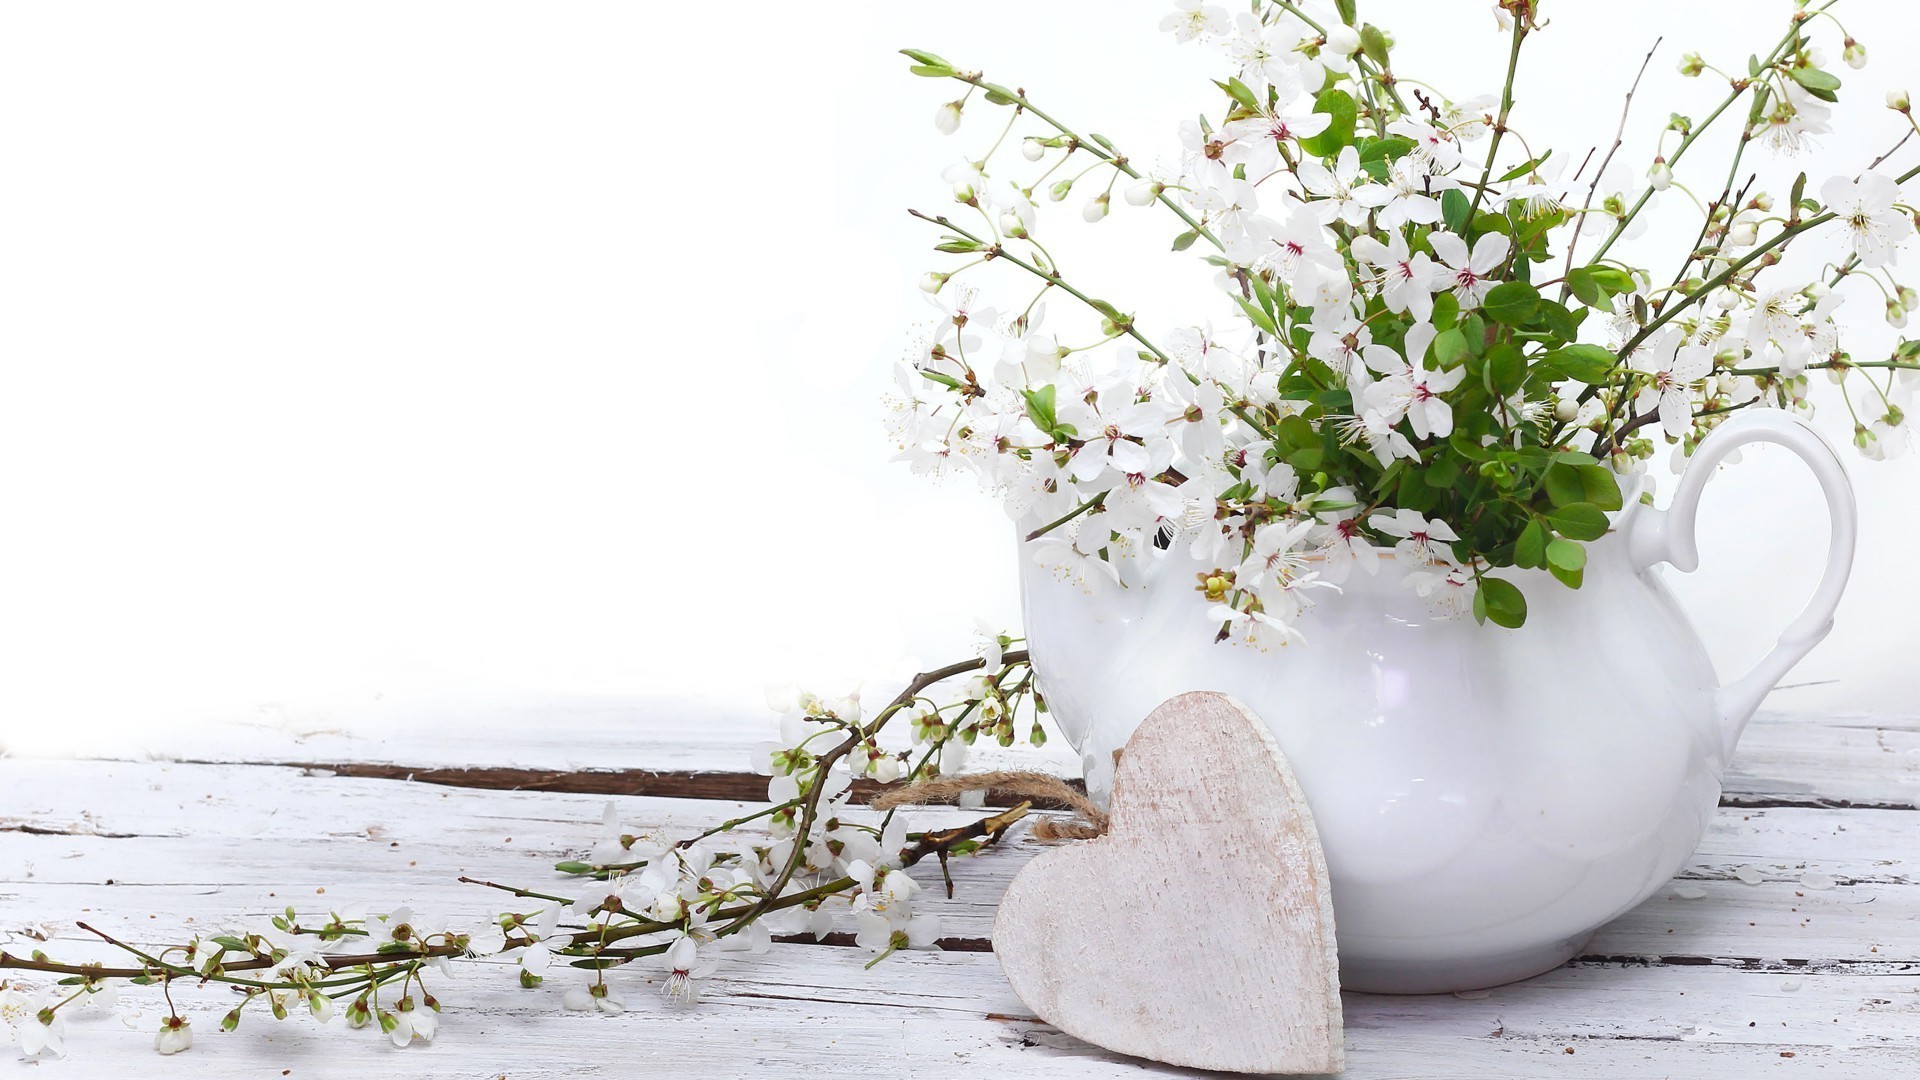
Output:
[[1483, 281, 1540, 326], [1473, 576, 1527, 629], [1298, 89, 1358, 156]]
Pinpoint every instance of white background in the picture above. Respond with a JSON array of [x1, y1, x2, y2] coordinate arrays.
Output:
[[1, 1, 1914, 756]]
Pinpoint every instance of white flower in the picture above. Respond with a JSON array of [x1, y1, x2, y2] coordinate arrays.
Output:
[[1297, 145, 1372, 228], [1104, 469, 1187, 531], [1067, 400, 1174, 483], [1386, 117, 1464, 172], [1631, 330, 1715, 437], [1354, 159, 1444, 230], [13, 991, 65, 1059], [1029, 532, 1122, 593], [1368, 508, 1461, 567], [1223, 13, 1305, 101], [1160, 0, 1229, 43], [149, 1006, 191, 1053], [1351, 233, 1445, 321], [854, 911, 942, 955], [386, 995, 436, 1046], [1404, 566, 1476, 618], [1237, 517, 1318, 594], [1753, 84, 1831, 155], [1362, 323, 1462, 438], [1336, 409, 1420, 467], [1186, 177, 1262, 254], [1427, 230, 1511, 310], [1313, 514, 1381, 584], [1821, 173, 1914, 268], [1744, 286, 1815, 375], [1208, 600, 1306, 649], [934, 101, 963, 136], [563, 983, 629, 1014]]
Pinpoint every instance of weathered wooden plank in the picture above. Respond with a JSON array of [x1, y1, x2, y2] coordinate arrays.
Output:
[[4, 759, 1919, 1076], [1, 936, 1916, 1078], [54, 709, 1920, 808], [2, 761, 1917, 968]]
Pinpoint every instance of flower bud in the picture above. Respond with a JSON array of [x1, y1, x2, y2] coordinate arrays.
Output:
[[1899, 285, 1917, 308], [919, 271, 949, 294], [1048, 179, 1073, 202], [1843, 38, 1867, 69], [1647, 159, 1672, 191], [1021, 137, 1046, 161], [1677, 52, 1705, 77], [1750, 191, 1774, 212], [1889, 89, 1911, 112], [1887, 299, 1909, 328], [934, 101, 963, 135], [1125, 180, 1163, 206], [1082, 194, 1110, 222], [1553, 398, 1579, 422], [1728, 220, 1759, 247], [1325, 25, 1362, 55]]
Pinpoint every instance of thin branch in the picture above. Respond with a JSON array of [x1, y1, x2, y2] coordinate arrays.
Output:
[[1559, 35, 1662, 290]]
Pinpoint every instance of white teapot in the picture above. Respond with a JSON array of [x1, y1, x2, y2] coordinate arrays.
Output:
[[1018, 410, 1855, 993]]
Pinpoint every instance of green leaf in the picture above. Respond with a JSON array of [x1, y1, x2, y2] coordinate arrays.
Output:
[[1432, 327, 1469, 369], [1542, 462, 1585, 508], [1476, 577, 1528, 629], [1171, 229, 1200, 251], [1430, 290, 1460, 330], [1021, 385, 1059, 435], [1359, 23, 1390, 66], [1087, 132, 1118, 153], [1514, 519, 1549, 569], [900, 49, 953, 68], [1483, 281, 1541, 327], [1484, 342, 1525, 394], [1545, 502, 1609, 542], [1496, 150, 1552, 183], [1789, 66, 1841, 93], [1566, 266, 1610, 310], [983, 86, 1019, 106], [1217, 77, 1262, 114], [1441, 188, 1472, 236], [917, 369, 960, 390], [1335, 0, 1357, 21], [1537, 298, 1582, 342], [1548, 560, 1584, 589], [1298, 88, 1358, 157], [1576, 463, 1623, 510], [908, 64, 955, 78], [1539, 343, 1617, 384], [1545, 538, 1587, 572], [1233, 294, 1279, 337]]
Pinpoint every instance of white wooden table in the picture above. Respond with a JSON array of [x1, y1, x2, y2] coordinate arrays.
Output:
[[2, 709, 1916, 1077]]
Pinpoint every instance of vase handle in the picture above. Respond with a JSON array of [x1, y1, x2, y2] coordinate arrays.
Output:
[[1625, 409, 1856, 757]]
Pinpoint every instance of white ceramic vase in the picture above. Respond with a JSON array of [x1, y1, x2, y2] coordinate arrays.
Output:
[[1017, 410, 1856, 994]]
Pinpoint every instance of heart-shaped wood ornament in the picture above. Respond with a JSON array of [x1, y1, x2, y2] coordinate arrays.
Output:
[[993, 691, 1343, 1074]]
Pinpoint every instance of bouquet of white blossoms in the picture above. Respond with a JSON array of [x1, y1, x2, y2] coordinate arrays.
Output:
[[892, 0, 1918, 638]]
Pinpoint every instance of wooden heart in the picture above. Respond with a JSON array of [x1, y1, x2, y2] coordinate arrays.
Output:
[[992, 691, 1343, 1074]]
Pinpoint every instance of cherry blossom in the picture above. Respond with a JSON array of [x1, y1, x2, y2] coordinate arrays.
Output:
[[1821, 172, 1914, 267], [1350, 233, 1445, 320], [1161, 0, 1229, 43], [1632, 330, 1716, 437], [1369, 508, 1461, 567], [1427, 230, 1511, 310]]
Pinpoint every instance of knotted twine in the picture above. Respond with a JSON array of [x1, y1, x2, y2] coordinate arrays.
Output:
[[870, 769, 1110, 841]]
